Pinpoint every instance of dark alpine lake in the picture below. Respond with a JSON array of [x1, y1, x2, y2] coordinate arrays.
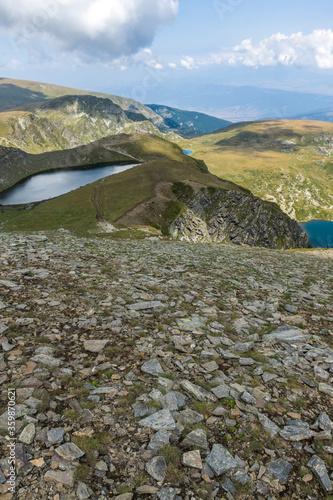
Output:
[[300, 220, 333, 248], [0, 163, 137, 205]]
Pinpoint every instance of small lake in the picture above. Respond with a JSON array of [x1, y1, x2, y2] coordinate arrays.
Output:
[[300, 220, 333, 248], [183, 149, 194, 156], [0, 163, 137, 205]]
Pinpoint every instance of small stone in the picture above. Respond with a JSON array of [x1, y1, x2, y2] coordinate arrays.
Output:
[[18, 423, 35, 444], [148, 430, 171, 451], [232, 341, 254, 352], [141, 359, 164, 376], [95, 460, 108, 471], [280, 420, 315, 441], [182, 450, 202, 469], [128, 301, 163, 311], [76, 482, 91, 499], [307, 455, 332, 493], [140, 409, 176, 431], [206, 444, 238, 476], [301, 376, 316, 388], [136, 486, 159, 494], [285, 305, 298, 313], [266, 458, 292, 484], [146, 456, 167, 481], [83, 340, 109, 353], [211, 384, 230, 399], [44, 470, 74, 487], [161, 391, 187, 411], [157, 488, 181, 500], [0, 323, 9, 335], [202, 361, 219, 372], [263, 325, 308, 343], [182, 429, 209, 450], [180, 380, 216, 402], [318, 383, 333, 397], [132, 403, 149, 418], [258, 413, 280, 437], [47, 427, 65, 444], [30, 458, 45, 467], [30, 354, 62, 368], [55, 442, 85, 461], [2, 342, 15, 352]]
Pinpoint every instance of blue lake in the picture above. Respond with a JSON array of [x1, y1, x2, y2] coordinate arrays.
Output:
[[183, 149, 194, 156], [300, 220, 333, 248], [0, 163, 137, 205]]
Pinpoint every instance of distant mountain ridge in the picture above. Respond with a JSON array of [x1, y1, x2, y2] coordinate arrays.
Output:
[[146, 104, 231, 136], [0, 79, 230, 149]]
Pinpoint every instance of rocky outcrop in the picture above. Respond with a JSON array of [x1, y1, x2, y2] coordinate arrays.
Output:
[[169, 188, 311, 249]]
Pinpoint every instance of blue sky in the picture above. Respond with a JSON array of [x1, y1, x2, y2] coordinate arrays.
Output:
[[1, 0, 333, 105]]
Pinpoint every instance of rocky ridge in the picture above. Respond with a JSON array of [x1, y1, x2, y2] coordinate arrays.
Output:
[[169, 187, 310, 249], [0, 230, 332, 499]]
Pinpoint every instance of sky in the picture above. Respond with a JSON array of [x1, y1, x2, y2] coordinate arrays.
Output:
[[1, 0, 333, 111]]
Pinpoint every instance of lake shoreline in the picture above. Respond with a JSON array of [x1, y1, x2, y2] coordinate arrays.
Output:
[[0, 162, 137, 206]]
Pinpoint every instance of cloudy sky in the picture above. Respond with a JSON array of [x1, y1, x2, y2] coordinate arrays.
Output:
[[1, 0, 333, 107]]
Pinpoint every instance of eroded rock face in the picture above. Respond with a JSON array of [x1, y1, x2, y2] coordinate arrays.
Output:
[[169, 188, 310, 249]]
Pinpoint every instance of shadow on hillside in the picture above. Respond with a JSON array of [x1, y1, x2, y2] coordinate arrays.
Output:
[[215, 130, 302, 151], [0, 83, 47, 112]]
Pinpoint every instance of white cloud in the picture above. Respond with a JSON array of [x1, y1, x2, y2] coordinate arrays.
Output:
[[168, 62, 177, 68], [0, 0, 179, 62], [223, 29, 333, 69], [180, 55, 196, 70]]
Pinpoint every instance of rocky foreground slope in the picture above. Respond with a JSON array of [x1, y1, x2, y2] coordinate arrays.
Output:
[[0, 231, 332, 500]]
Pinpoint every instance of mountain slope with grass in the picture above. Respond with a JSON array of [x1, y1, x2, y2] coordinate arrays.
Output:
[[0, 94, 173, 153], [186, 119, 333, 222], [0, 78, 231, 146], [0, 133, 310, 249]]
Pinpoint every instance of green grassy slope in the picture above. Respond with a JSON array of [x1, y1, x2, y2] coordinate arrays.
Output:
[[185, 119, 333, 221], [0, 134, 247, 235]]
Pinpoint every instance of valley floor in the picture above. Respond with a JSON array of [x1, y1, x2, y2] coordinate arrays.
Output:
[[0, 232, 332, 499]]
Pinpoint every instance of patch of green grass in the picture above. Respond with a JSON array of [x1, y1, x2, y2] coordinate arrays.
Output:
[[72, 432, 110, 467], [74, 464, 91, 482], [159, 444, 184, 482]]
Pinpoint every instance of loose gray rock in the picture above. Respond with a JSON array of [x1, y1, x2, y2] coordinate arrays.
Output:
[[258, 413, 280, 437], [146, 456, 167, 482], [307, 455, 332, 493], [83, 339, 109, 352], [263, 325, 308, 343], [182, 428, 208, 450], [211, 384, 230, 399], [132, 403, 149, 418], [77, 481, 91, 499], [161, 391, 187, 411], [140, 409, 176, 431], [206, 444, 238, 476], [266, 458, 292, 484], [180, 380, 216, 402], [141, 359, 164, 376], [148, 430, 171, 451], [47, 427, 65, 444], [157, 488, 181, 500], [279, 420, 315, 441], [55, 442, 85, 461], [18, 423, 35, 444]]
